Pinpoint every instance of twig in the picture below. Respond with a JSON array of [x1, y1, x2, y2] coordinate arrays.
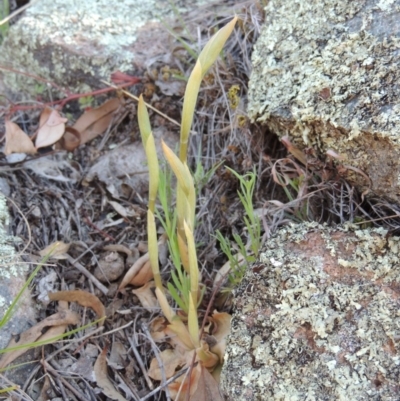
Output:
[[101, 80, 197, 135], [0, 0, 39, 27], [43, 360, 90, 401], [0, 374, 34, 401], [6, 195, 31, 257], [22, 327, 104, 393], [66, 254, 109, 295], [55, 376, 73, 401], [353, 213, 400, 225], [141, 324, 171, 401], [139, 366, 191, 401], [127, 334, 154, 390], [83, 216, 116, 242]]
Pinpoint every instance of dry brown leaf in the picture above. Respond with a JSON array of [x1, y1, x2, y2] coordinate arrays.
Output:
[[213, 253, 245, 290], [39, 241, 70, 260], [4, 120, 36, 155], [0, 310, 79, 368], [119, 236, 167, 290], [189, 365, 224, 401], [37, 376, 52, 401], [196, 341, 219, 370], [109, 342, 127, 370], [147, 348, 188, 381], [36, 301, 70, 347], [94, 347, 127, 401], [168, 362, 202, 401], [130, 259, 153, 286], [48, 290, 106, 325], [72, 98, 120, 145], [59, 126, 81, 151], [149, 316, 169, 342], [36, 107, 68, 149], [281, 135, 307, 165], [132, 281, 157, 309], [167, 364, 224, 401], [119, 253, 149, 290], [103, 244, 132, 256]]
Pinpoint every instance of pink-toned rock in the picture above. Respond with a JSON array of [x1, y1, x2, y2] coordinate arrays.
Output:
[[0, 0, 217, 97], [221, 222, 400, 400]]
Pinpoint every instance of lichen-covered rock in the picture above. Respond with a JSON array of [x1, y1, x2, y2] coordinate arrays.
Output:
[[221, 222, 400, 400], [0, 194, 36, 351], [248, 0, 400, 201], [0, 0, 214, 96]]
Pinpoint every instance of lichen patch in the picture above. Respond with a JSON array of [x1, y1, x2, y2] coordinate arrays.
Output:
[[221, 222, 400, 400], [248, 0, 400, 200]]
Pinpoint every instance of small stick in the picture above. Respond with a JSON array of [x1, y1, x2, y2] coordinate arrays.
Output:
[[141, 324, 171, 401], [55, 376, 73, 401], [83, 216, 116, 242], [66, 255, 108, 295], [139, 367, 191, 401], [43, 360, 90, 401], [23, 327, 104, 393], [127, 334, 154, 390]]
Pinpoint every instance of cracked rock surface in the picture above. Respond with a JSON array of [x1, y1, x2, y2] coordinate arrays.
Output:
[[248, 0, 400, 201]]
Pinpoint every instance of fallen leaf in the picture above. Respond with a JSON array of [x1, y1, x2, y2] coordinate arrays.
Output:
[[94, 347, 127, 401], [119, 253, 149, 290], [0, 309, 79, 368], [168, 362, 202, 401], [189, 364, 224, 401], [132, 281, 157, 309], [39, 241, 70, 259], [149, 316, 169, 342], [37, 376, 51, 401], [119, 235, 167, 290], [281, 135, 307, 165], [103, 244, 132, 256], [48, 290, 106, 325], [73, 98, 120, 145], [59, 126, 81, 151], [108, 342, 127, 370], [147, 348, 188, 381], [4, 120, 36, 155], [108, 200, 137, 218], [130, 259, 153, 286], [36, 107, 68, 149], [36, 301, 70, 349]]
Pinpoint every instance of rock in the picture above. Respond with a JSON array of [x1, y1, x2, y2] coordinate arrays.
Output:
[[94, 252, 125, 283], [221, 222, 400, 400], [0, 194, 37, 385], [248, 0, 400, 201], [83, 126, 178, 198], [0, 0, 217, 97], [0, 195, 36, 350]]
